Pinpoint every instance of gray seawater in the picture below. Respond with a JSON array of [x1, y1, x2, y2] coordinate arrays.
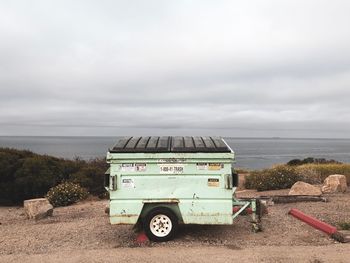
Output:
[[1, 136, 350, 170]]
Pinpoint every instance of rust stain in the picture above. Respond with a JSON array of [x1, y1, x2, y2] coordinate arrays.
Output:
[[188, 212, 232, 217], [142, 199, 179, 203], [110, 214, 138, 218]]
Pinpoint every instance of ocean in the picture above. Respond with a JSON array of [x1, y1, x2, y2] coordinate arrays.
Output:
[[1, 136, 350, 170]]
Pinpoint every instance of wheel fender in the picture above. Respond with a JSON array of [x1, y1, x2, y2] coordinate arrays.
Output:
[[139, 203, 183, 224]]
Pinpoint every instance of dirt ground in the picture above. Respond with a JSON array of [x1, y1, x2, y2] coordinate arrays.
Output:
[[1, 189, 350, 263]]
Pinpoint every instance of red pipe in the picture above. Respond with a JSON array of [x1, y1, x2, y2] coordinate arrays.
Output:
[[288, 208, 337, 235]]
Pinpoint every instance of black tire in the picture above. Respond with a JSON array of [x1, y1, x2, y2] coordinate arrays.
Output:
[[143, 207, 178, 242]]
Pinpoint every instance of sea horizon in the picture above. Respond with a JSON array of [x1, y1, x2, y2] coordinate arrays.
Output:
[[1, 136, 350, 170], [2, 135, 350, 140]]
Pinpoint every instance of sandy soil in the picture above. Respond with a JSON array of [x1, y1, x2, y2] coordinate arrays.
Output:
[[1, 189, 349, 263]]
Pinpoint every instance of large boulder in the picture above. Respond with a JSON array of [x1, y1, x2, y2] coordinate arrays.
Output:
[[24, 198, 53, 219], [288, 181, 322, 196], [322, 174, 347, 193]]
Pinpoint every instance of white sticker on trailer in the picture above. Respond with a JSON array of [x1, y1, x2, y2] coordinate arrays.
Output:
[[121, 163, 147, 172], [196, 163, 208, 170], [159, 164, 184, 174], [135, 163, 147, 172], [122, 178, 135, 188], [121, 163, 135, 172]]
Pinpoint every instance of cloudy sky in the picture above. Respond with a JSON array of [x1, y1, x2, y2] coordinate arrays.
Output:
[[1, 0, 350, 138]]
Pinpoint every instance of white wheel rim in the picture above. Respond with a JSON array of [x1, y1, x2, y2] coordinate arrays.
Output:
[[150, 214, 172, 237]]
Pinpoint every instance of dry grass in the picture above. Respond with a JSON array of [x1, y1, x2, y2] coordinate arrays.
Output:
[[296, 163, 350, 184], [245, 163, 350, 191]]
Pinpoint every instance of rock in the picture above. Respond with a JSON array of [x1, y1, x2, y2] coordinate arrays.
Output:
[[288, 181, 322, 196], [322, 174, 347, 193], [23, 198, 53, 219]]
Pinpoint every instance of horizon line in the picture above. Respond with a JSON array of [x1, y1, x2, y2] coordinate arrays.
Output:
[[1, 135, 350, 140]]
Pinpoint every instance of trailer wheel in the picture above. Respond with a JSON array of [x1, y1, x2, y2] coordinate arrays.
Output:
[[143, 207, 178, 242]]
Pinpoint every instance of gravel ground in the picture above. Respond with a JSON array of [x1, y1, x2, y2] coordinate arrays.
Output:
[[2, 245, 350, 263], [0, 188, 349, 262]]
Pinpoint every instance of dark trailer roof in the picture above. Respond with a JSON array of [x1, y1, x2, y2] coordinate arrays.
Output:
[[110, 136, 231, 153]]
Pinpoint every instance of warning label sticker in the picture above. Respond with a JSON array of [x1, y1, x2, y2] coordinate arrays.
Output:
[[208, 178, 220, 187], [208, 163, 224, 171], [121, 163, 147, 172], [122, 178, 135, 188], [121, 163, 135, 172], [197, 163, 224, 170], [135, 163, 147, 172], [196, 163, 208, 170]]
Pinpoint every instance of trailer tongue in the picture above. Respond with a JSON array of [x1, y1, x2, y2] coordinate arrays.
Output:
[[105, 136, 262, 241]]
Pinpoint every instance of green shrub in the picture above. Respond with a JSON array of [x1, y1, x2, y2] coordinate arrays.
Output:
[[0, 149, 64, 204], [245, 165, 302, 191], [0, 148, 106, 205], [69, 158, 107, 197], [338, 222, 350, 230], [287, 157, 341, 166], [14, 156, 63, 201], [46, 182, 88, 207]]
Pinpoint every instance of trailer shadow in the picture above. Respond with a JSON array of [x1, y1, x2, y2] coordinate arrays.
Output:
[[174, 223, 245, 245]]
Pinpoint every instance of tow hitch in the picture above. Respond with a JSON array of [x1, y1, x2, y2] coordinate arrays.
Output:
[[232, 198, 263, 232]]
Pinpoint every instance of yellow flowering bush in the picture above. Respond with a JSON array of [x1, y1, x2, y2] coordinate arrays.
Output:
[[46, 182, 88, 207], [245, 165, 302, 191]]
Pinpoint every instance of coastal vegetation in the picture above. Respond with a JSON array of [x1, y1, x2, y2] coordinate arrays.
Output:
[[46, 182, 89, 207], [245, 162, 350, 191], [338, 222, 350, 230], [1, 147, 349, 205], [0, 148, 107, 205], [244, 165, 301, 191], [286, 157, 341, 166]]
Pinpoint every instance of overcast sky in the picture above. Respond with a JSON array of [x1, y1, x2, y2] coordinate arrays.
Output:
[[1, 0, 350, 138]]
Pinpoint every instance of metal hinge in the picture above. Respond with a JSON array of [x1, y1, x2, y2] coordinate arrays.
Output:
[[224, 174, 233, 189]]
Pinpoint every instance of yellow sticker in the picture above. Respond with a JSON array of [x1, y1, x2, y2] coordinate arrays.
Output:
[[208, 178, 220, 187], [208, 163, 223, 170]]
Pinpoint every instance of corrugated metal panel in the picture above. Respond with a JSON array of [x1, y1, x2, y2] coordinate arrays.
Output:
[[110, 136, 231, 153]]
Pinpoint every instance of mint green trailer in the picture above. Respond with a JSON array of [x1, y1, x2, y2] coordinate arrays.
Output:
[[105, 136, 261, 242]]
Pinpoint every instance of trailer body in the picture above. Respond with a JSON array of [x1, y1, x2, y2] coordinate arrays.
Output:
[[105, 136, 261, 241]]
